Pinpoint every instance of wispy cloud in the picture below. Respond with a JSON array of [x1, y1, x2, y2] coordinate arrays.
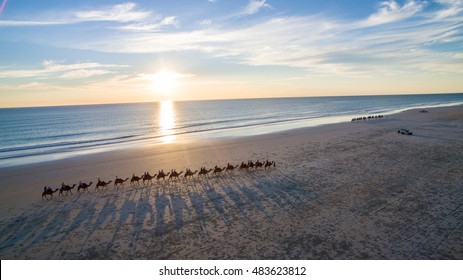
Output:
[[432, 0, 463, 19], [200, 19, 213, 26], [70, 0, 462, 79], [362, 0, 425, 26], [118, 16, 179, 31], [240, 0, 272, 16], [0, 60, 125, 79], [74, 2, 150, 23], [0, 1, 181, 36], [160, 16, 179, 27], [0, 2, 153, 27], [0, 20, 65, 26], [2, 0, 462, 83]]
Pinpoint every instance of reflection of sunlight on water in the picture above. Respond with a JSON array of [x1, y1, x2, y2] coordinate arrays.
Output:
[[159, 100, 176, 143]]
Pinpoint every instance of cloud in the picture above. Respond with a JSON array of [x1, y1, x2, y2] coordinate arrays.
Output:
[[0, 60, 125, 79], [73, 0, 462, 78], [59, 69, 112, 79], [160, 16, 179, 27], [74, 2, 150, 23], [117, 16, 179, 31], [432, 0, 463, 19], [0, 2, 181, 36], [0, 2, 152, 26], [362, 0, 425, 26], [435, 0, 463, 6], [0, 20, 65, 26], [200, 19, 213, 25], [2, 0, 462, 81], [240, 0, 272, 16]]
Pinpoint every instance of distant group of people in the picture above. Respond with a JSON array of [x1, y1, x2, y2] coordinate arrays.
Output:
[[351, 115, 384, 122]]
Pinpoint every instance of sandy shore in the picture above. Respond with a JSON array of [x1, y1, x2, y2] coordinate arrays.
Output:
[[0, 105, 462, 259]]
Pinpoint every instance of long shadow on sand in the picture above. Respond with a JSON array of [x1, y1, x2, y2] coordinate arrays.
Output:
[[0, 168, 309, 259]]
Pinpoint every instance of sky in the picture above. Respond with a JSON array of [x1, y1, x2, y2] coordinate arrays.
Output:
[[0, 0, 462, 107]]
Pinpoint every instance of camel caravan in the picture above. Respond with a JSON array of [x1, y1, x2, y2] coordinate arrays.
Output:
[[351, 114, 384, 122], [41, 159, 276, 199]]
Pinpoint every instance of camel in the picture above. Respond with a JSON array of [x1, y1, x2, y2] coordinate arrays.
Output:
[[131, 174, 142, 186], [142, 172, 156, 185], [96, 178, 112, 190], [247, 160, 255, 169], [184, 169, 198, 179], [114, 177, 129, 187], [265, 160, 276, 169], [255, 160, 264, 169], [239, 162, 249, 171], [42, 187, 59, 199], [213, 165, 226, 175], [156, 170, 171, 181], [169, 169, 183, 181], [77, 182, 93, 193], [198, 167, 212, 177], [59, 184, 76, 196], [226, 163, 238, 172]]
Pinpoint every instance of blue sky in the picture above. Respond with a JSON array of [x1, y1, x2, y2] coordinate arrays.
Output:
[[0, 0, 462, 107]]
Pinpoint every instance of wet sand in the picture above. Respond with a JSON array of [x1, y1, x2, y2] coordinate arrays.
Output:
[[0, 105, 462, 259]]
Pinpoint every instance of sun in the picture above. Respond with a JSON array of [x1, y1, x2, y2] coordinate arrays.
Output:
[[152, 71, 180, 95]]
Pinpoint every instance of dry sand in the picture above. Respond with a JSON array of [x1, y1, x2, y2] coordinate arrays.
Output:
[[0, 106, 462, 259]]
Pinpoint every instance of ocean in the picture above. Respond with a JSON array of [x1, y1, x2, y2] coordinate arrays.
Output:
[[1, 93, 462, 167]]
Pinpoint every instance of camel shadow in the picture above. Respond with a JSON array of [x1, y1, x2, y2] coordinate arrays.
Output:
[[154, 190, 171, 236], [203, 182, 232, 226], [186, 188, 208, 232], [168, 189, 191, 231], [0, 199, 74, 258], [100, 190, 136, 258], [221, 185, 249, 218], [0, 167, 311, 259], [93, 196, 117, 230], [248, 170, 310, 206], [130, 187, 156, 257]]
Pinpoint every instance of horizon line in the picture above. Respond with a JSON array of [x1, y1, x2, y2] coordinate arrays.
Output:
[[1, 92, 463, 109]]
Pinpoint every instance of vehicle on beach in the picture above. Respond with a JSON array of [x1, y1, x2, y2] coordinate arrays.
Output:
[[398, 128, 413, 135]]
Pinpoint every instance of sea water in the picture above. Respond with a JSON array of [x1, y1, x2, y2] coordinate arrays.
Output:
[[1, 93, 462, 167]]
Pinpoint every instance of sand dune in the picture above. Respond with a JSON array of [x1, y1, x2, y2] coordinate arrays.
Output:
[[0, 106, 462, 259]]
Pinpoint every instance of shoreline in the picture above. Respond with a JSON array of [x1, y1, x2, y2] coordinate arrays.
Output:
[[1, 103, 461, 170], [0, 105, 462, 259], [2, 99, 462, 169]]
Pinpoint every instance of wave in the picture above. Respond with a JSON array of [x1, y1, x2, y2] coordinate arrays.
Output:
[[0, 115, 322, 161], [0, 135, 139, 155]]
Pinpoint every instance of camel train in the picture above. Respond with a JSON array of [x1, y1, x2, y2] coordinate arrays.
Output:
[[41, 159, 276, 198], [351, 115, 384, 122]]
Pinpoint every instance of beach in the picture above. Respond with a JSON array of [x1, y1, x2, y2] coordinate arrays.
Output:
[[0, 105, 462, 259]]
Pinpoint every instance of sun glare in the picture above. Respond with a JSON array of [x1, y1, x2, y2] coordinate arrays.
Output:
[[159, 100, 176, 143], [152, 71, 180, 95]]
